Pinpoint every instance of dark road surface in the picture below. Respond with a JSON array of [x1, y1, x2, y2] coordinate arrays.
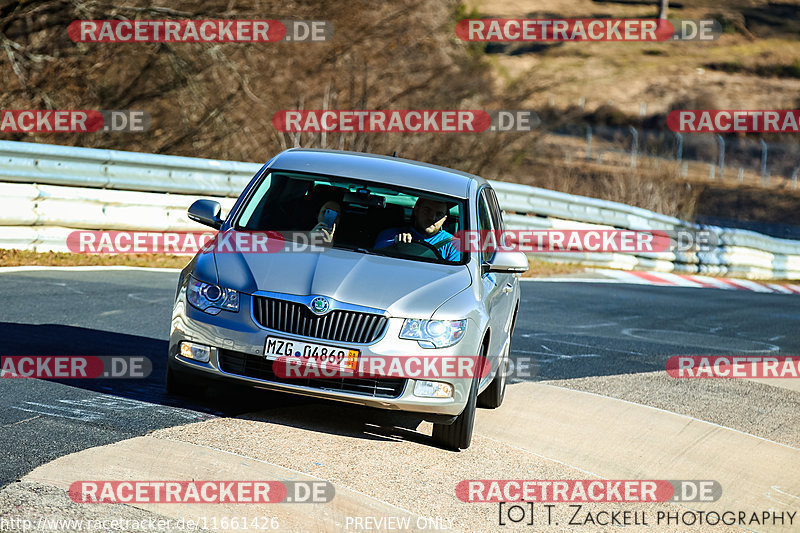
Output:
[[1, 268, 797, 487]]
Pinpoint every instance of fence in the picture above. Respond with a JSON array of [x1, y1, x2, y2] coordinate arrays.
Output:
[[492, 181, 800, 278], [0, 140, 798, 280], [551, 124, 800, 187]]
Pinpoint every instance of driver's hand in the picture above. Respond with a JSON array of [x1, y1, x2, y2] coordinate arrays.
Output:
[[394, 233, 413, 244]]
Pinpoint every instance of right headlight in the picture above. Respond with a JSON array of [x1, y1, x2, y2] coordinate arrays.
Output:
[[186, 276, 239, 315], [399, 319, 467, 348]]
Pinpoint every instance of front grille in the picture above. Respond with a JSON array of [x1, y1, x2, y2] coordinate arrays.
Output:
[[252, 296, 387, 344], [218, 349, 406, 399]]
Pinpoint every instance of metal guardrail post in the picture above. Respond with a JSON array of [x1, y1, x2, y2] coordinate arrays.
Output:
[[716, 134, 725, 179], [629, 126, 639, 168], [674, 132, 683, 165], [760, 139, 768, 185]]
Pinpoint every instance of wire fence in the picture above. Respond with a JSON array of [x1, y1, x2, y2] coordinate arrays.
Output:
[[550, 124, 800, 187]]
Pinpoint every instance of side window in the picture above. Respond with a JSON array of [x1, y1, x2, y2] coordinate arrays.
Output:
[[477, 189, 495, 264], [486, 188, 504, 232]]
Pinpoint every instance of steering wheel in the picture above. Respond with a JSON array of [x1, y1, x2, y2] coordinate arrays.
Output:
[[390, 239, 445, 261]]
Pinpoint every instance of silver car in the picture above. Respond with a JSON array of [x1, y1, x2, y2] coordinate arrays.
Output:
[[167, 149, 527, 449]]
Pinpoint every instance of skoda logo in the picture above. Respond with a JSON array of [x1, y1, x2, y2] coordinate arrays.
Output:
[[309, 296, 330, 315]]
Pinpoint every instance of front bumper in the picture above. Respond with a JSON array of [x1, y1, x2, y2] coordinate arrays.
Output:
[[168, 286, 481, 418]]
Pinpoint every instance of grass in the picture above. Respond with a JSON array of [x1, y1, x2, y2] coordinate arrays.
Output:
[[521, 258, 588, 277], [2, 249, 794, 282], [468, 0, 800, 116], [0, 249, 589, 277], [0, 249, 190, 269]]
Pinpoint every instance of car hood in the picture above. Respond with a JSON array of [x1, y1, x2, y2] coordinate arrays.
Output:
[[206, 248, 472, 317]]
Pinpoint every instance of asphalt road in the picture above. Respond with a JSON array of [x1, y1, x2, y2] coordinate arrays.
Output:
[[1, 269, 798, 488]]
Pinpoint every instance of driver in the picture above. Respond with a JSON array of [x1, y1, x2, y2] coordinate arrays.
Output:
[[374, 197, 460, 262]]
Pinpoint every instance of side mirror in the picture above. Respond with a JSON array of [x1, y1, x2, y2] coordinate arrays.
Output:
[[188, 199, 223, 229], [486, 251, 529, 274]]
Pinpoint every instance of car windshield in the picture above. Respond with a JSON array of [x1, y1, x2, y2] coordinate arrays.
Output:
[[233, 171, 467, 265]]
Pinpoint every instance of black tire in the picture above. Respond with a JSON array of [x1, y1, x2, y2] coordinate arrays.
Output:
[[432, 373, 478, 450], [477, 345, 508, 409], [166, 365, 204, 397]]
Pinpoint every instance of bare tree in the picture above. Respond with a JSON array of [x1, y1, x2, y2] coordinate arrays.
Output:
[[659, 0, 669, 19]]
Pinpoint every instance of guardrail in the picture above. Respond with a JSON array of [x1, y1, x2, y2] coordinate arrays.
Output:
[[491, 181, 800, 278], [0, 140, 798, 280], [0, 140, 258, 196]]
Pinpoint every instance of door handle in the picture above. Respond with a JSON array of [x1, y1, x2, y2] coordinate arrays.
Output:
[[502, 282, 513, 294]]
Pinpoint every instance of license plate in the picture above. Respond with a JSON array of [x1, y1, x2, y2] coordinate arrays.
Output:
[[264, 336, 359, 371]]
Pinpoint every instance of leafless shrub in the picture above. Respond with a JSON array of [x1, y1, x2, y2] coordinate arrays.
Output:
[[497, 157, 699, 219], [0, 0, 702, 219]]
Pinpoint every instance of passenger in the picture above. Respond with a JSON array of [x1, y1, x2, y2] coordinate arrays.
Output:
[[374, 197, 460, 262], [309, 200, 341, 244]]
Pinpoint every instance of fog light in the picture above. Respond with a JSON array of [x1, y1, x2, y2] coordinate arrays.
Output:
[[179, 341, 210, 363], [414, 380, 453, 398]]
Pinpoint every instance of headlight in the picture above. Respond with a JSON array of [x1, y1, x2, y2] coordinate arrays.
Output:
[[187, 276, 239, 314], [399, 319, 467, 348]]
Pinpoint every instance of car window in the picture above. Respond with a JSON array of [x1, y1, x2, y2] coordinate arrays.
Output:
[[486, 187, 505, 232], [477, 189, 496, 264]]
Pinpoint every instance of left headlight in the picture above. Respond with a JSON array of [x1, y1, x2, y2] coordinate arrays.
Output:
[[399, 319, 467, 348], [187, 276, 239, 315]]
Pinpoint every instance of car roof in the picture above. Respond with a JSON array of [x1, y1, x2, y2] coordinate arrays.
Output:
[[267, 148, 486, 198]]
